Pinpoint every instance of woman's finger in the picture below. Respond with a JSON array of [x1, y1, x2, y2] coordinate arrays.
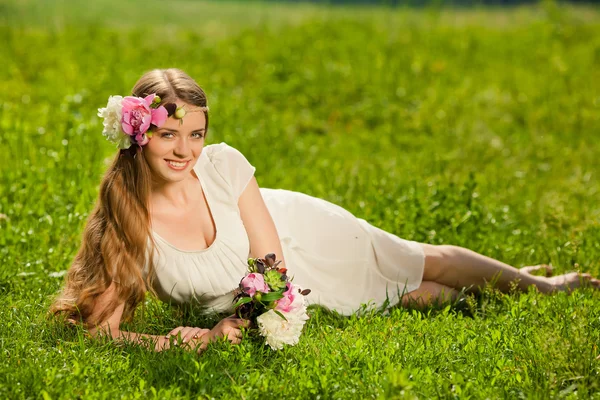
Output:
[[235, 318, 250, 328], [170, 327, 201, 345], [226, 330, 242, 345], [173, 327, 195, 345], [195, 328, 211, 338], [237, 318, 250, 329], [166, 326, 185, 339], [226, 328, 243, 342], [182, 328, 198, 343], [227, 318, 250, 329], [183, 327, 208, 343]]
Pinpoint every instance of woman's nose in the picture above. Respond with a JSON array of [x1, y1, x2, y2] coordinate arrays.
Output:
[[173, 138, 190, 157]]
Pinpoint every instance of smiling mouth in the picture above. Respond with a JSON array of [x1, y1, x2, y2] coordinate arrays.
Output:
[[165, 160, 190, 170]]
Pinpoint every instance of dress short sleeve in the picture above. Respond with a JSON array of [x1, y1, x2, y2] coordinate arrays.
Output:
[[206, 142, 256, 199]]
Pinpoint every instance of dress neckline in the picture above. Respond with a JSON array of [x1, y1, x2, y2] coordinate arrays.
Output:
[[152, 151, 219, 254]]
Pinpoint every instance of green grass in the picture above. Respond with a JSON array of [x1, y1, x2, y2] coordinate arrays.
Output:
[[1, 0, 600, 398]]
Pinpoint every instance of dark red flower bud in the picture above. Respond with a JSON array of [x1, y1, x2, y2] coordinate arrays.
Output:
[[256, 260, 265, 274], [164, 103, 177, 116], [265, 253, 276, 267]]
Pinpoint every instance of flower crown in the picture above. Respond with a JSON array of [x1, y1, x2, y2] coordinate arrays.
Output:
[[97, 93, 209, 150]]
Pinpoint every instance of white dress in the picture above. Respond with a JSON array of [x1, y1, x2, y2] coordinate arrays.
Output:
[[150, 143, 425, 316]]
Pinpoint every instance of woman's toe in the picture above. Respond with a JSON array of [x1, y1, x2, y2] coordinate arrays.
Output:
[[577, 273, 600, 289]]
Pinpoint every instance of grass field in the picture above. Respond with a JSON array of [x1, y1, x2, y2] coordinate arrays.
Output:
[[1, 0, 600, 398]]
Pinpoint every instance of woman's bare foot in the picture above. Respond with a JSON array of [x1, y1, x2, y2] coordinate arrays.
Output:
[[520, 265, 600, 293], [546, 272, 600, 292]]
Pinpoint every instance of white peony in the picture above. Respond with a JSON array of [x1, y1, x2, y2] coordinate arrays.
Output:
[[257, 294, 310, 350], [97, 95, 130, 149]]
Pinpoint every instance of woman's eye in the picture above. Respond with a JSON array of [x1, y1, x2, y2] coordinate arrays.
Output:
[[161, 132, 174, 138], [192, 133, 204, 139]]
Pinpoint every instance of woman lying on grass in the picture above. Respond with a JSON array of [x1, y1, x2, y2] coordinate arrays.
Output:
[[50, 68, 600, 352]]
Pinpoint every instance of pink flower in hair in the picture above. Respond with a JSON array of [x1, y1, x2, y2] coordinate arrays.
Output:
[[135, 132, 149, 146], [99, 93, 168, 149], [121, 95, 156, 136]]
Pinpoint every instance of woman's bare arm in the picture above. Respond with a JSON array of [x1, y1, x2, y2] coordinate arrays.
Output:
[[238, 177, 286, 267], [87, 282, 209, 351]]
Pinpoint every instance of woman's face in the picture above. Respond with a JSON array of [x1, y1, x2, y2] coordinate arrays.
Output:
[[143, 100, 207, 184]]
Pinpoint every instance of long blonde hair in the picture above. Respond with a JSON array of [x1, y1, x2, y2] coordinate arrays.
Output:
[[50, 68, 209, 327]]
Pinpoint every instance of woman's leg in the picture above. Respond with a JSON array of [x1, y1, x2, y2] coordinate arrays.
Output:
[[420, 244, 600, 294], [402, 281, 460, 308]]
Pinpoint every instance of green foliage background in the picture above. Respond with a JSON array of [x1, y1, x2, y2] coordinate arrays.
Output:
[[0, 0, 599, 398]]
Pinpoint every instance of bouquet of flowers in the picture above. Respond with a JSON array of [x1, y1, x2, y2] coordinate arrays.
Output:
[[233, 253, 311, 350]]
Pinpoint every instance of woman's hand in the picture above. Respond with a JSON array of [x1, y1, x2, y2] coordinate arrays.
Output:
[[194, 316, 249, 351], [165, 326, 211, 347]]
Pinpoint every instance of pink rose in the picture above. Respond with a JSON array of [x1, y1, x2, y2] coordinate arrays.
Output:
[[121, 94, 168, 138], [241, 273, 270, 297], [275, 283, 298, 313]]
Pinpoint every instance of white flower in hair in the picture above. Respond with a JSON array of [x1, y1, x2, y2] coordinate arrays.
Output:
[[97, 95, 128, 149]]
